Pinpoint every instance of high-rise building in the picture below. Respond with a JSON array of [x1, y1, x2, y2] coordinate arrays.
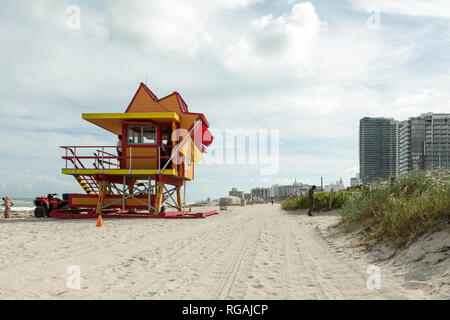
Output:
[[424, 113, 450, 170], [359, 117, 399, 183], [361, 113, 449, 182], [399, 116, 426, 174], [399, 113, 450, 174]]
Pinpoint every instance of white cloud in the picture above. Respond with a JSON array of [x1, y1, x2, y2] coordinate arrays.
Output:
[[223, 1, 416, 82], [106, 0, 261, 55], [353, 0, 450, 18], [224, 2, 323, 76]]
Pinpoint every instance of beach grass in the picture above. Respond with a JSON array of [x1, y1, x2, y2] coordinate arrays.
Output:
[[340, 170, 450, 247]]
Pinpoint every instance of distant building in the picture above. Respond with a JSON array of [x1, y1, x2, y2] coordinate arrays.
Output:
[[324, 178, 345, 192], [271, 179, 309, 198], [359, 113, 449, 183], [250, 178, 338, 199], [360, 117, 399, 183], [250, 187, 272, 199], [399, 113, 450, 174], [229, 188, 244, 199]]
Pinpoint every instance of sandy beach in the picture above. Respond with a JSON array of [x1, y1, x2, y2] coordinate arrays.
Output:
[[0, 204, 448, 300]]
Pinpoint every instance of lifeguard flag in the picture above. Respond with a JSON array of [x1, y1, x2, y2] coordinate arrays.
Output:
[[180, 123, 213, 165], [191, 123, 213, 153], [179, 138, 203, 164]]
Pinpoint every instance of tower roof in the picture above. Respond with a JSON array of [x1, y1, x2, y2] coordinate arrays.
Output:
[[81, 82, 211, 135], [125, 82, 209, 127]]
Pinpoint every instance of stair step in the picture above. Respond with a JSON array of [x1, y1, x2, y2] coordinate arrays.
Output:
[[73, 176, 98, 195]]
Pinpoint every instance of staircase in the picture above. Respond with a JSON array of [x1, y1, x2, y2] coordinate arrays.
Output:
[[74, 175, 96, 195], [66, 148, 121, 196]]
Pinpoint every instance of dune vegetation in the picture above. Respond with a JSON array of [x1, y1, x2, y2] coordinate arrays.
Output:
[[340, 170, 450, 247], [281, 190, 351, 211], [281, 170, 450, 247]]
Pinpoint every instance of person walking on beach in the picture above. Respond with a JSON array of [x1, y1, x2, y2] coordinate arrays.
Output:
[[307, 185, 316, 216], [2, 196, 14, 219], [271, 197, 274, 206]]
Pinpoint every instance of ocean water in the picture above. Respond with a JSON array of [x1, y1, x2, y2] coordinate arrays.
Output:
[[0, 198, 35, 212]]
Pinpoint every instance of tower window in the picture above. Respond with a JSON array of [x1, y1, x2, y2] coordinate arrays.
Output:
[[127, 125, 157, 145]]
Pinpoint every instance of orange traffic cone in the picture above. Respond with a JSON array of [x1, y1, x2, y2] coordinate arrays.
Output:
[[96, 215, 103, 227]]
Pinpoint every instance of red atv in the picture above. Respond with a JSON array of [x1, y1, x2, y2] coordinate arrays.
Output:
[[33, 193, 69, 218]]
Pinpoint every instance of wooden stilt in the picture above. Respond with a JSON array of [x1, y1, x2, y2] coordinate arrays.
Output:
[[176, 186, 182, 210], [154, 180, 164, 215], [95, 180, 107, 214]]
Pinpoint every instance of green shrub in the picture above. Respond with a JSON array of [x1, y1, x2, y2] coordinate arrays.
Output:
[[341, 170, 450, 247], [281, 190, 351, 211]]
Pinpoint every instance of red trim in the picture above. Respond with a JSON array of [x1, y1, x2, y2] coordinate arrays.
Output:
[[201, 210, 217, 218], [154, 174, 184, 187], [155, 91, 188, 113], [186, 114, 210, 130], [121, 123, 127, 169], [50, 210, 218, 219], [186, 112, 210, 128], [140, 82, 158, 100], [173, 92, 189, 113], [125, 83, 144, 113], [157, 123, 161, 168]]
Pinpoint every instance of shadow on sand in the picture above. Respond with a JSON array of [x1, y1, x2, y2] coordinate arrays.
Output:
[[282, 208, 342, 217]]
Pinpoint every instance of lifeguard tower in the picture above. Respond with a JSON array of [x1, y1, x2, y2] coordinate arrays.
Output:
[[54, 82, 216, 219]]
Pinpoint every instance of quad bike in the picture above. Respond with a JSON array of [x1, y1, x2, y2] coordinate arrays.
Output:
[[33, 193, 69, 218]]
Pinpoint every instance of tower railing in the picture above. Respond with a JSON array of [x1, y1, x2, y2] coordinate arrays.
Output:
[[60, 145, 175, 172]]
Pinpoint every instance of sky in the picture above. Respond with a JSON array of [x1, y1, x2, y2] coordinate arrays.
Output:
[[0, 0, 449, 202]]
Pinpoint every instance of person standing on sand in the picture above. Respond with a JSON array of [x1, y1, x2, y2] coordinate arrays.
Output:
[[2, 196, 14, 219], [307, 185, 316, 216], [271, 197, 274, 206]]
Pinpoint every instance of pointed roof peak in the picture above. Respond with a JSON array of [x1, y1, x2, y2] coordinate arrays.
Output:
[[139, 82, 158, 101], [138, 83, 189, 113]]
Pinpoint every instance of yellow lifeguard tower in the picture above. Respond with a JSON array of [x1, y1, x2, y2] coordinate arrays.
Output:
[[56, 82, 215, 219]]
